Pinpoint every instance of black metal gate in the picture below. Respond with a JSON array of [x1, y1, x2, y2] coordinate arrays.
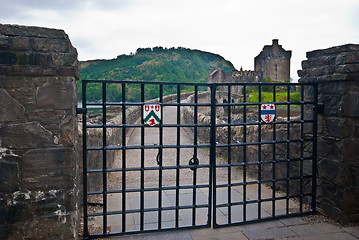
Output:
[[78, 80, 318, 238]]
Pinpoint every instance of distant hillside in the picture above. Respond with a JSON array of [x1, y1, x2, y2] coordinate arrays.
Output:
[[79, 47, 235, 101]]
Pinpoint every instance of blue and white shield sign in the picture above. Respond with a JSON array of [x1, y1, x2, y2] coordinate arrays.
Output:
[[144, 104, 161, 126], [261, 104, 275, 123]]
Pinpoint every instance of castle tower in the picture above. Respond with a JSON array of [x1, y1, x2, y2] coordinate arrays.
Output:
[[254, 39, 291, 82]]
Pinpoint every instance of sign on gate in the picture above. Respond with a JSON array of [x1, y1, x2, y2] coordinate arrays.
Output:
[[144, 104, 161, 126], [261, 103, 275, 123]]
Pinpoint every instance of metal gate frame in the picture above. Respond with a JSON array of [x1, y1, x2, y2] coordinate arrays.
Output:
[[78, 80, 319, 239]]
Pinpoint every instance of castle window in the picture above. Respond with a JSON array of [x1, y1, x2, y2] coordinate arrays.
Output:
[[275, 64, 278, 72]]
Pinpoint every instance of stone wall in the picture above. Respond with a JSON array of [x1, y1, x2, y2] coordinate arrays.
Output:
[[0, 24, 80, 239], [298, 44, 359, 224]]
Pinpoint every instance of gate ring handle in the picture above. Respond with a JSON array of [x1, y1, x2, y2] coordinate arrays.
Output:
[[189, 157, 199, 171], [154, 144, 162, 166]]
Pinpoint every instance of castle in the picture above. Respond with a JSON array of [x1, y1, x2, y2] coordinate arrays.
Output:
[[208, 39, 292, 85]]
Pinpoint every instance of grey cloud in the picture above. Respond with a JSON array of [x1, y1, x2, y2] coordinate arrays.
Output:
[[89, 0, 134, 11], [0, 0, 133, 20]]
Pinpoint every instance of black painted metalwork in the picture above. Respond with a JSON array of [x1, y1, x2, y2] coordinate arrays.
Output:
[[79, 80, 318, 238]]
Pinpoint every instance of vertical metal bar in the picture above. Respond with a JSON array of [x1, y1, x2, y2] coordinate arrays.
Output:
[[102, 82, 108, 234], [272, 85, 277, 217], [257, 84, 262, 220], [210, 84, 217, 227], [140, 84, 145, 231], [227, 85, 232, 224], [243, 85, 247, 222], [158, 84, 163, 229], [192, 85, 198, 226], [121, 82, 127, 233], [286, 84, 291, 215], [175, 85, 181, 228], [82, 81, 89, 238], [300, 85, 304, 213], [312, 83, 318, 213]]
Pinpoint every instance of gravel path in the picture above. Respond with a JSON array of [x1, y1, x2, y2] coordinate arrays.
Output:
[[110, 105, 243, 189]]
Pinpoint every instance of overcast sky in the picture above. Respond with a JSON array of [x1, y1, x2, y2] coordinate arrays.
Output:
[[1, 0, 358, 81]]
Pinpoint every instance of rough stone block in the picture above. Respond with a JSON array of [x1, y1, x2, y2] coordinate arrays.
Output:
[[336, 63, 359, 74], [0, 24, 67, 39], [303, 55, 337, 68], [318, 159, 343, 185], [24, 65, 57, 76], [0, 52, 17, 64], [22, 148, 76, 190], [336, 51, 359, 64], [15, 52, 49, 65], [7, 202, 32, 223], [0, 160, 19, 192], [324, 117, 352, 139], [0, 122, 53, 149], [30, 38, 69, 53], [320, 81, 347, 95], [35, 82, 75, 109], [341, 186, 359, 213], [0, 89, 25, 123], [0, 224, 8, 240], [305, 65, 337, 76], [58, 67, 79, 78], [354, 120, 359, 137], [306, 44, 359, 59], [320, 95, 344, 116], [319, 200, 348, 224], [11, 36, 29, 50], [343, 138, 359, 162], [343, 93, 359, 117], [50, 53, 78, 67], [0, 34, 9, 49]]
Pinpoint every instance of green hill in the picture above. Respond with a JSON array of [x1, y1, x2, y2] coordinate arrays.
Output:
[[79, 46, 234, 102]]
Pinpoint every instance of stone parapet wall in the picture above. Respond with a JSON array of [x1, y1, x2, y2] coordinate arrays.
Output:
[[298, 44, 359, 224], [0, 24, 79, 239]]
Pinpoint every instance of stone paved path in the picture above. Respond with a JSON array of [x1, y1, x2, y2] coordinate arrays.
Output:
[[111, 218, 359, 240]]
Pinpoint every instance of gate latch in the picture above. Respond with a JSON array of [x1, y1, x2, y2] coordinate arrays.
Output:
[[314, 103, 324, 114], [155, 144, 162, 166], [189, 157, 199, 171], [76, 107, 87, 115]]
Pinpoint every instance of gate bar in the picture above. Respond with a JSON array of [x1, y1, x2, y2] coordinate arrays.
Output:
[[272, 85, 277, 216], [102, 82, 108, 234], [121, 82, 127, 232], [227, 85, 232, 224], [257, 85, 262, 220], [192, 85, 198, 226], [210, 84, 216, 227], [242, 85, 247, 222], [175, 85, 181, 228], [312, 83, 318, 212], [82, 81, 89, 238], [158, 84, 164, 229], [140, 84, 145, 231]]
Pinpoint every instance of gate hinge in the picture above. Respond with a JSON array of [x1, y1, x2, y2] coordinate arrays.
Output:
[[76, 107, 87, 115], [314, 103, 324, 114]]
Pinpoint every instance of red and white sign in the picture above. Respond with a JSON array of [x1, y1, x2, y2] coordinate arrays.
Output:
[[261, 104, 276, 123], [143, 104, 161, 126]]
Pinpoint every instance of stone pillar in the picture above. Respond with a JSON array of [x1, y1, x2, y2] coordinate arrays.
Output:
[[298, 44, 359, 224], [0, 24, 80, 239]]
